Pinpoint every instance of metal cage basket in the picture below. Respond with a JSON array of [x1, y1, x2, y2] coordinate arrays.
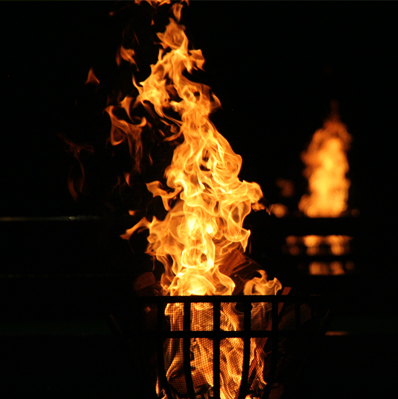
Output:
[[119, 290, 331, 399]]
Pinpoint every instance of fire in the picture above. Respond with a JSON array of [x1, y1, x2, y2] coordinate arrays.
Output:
[[298, 105, 352, 275], [299, 106, 351, 218], [60, 135, 94, 201], [268, 203, 288, 218], [118, 3, 279, 298], [85, 67, 100, 86], [107, 1, 281, 397]]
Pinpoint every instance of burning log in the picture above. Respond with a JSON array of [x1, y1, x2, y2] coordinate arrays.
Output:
[[220, 249, 267, 296], [133, 271, 161, 297]]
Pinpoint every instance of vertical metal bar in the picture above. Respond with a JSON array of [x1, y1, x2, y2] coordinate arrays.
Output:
[[156, 301, 174, 399], [237, 301, 251, 399], [261, 300, 279, 399], [213, 300, 220, 399], [270, 300, 279, 391], [183, 301, 196, 399]]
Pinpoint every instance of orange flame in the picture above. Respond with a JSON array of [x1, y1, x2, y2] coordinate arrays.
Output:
[[116, 46, 138, 68], [85, 67, 100, 86], [297, 109, 352, 275], [121, 11, 277, 298], [59, 134, 94, 201], [136, 0, 172, 6], [299, 107, 351, 218], [114, 2, 281, 397]]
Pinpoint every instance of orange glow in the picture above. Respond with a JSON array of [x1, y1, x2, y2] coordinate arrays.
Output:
[[116, 46, 138, 68], [285, 235, 352, 257], [303, 234, 351, 256], [112, 2, 281, 397], [275, 178, 294, 198], [299, 107, 351, 218], [309, 261, 345, 275], [85, 67, 100, 85], [286, 234, 352, 275], [119, 6, 280, 298], [296, 106, 353, 275], [136, 0, 172, 6], [60, 135, 94, 201], [269, 203, 288, 218]]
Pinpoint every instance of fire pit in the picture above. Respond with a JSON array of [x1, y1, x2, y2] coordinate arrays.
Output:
[[118, 292, 331, 399], [58, 3, 336, 397]]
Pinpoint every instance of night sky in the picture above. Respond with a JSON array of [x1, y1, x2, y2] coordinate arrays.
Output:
[[1, 2, 398, 272]]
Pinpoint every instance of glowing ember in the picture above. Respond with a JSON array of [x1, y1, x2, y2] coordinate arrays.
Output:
[[106, 1, 282, 398], [285, 235, 352, 256]]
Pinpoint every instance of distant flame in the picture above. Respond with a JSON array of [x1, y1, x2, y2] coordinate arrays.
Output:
[[286, 235, 352, 257], [299, 106, 351, 218], [269, 203, 288, 218], [110, 1, 281, 397], [297, 106, 352, 275], [276, 178, 294, 198]]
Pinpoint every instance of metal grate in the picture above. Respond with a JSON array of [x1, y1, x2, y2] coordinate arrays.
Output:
[[131, 293, 331, 399]]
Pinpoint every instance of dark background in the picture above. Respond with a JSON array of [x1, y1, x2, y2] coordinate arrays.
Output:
[[1, 1, 397, 216], [1, 1, 398, 247], [1, 2, 398, 398], [1, 1, 398, 286]]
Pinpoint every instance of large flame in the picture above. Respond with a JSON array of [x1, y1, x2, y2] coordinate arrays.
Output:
[[118, 4, 276, 297], [108, 2, 281, 397]]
